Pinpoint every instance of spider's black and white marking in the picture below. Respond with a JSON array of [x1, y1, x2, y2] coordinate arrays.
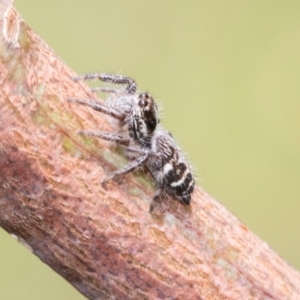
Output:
[[69, 73, 195, 209], [121, 130, 195, 207], [150, 130, 195, 205]]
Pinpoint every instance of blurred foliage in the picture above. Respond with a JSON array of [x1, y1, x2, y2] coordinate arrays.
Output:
[[2, 1, 300, 299]]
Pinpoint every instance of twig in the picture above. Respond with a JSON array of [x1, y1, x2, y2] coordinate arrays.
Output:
[[0, 1, 299, 299]]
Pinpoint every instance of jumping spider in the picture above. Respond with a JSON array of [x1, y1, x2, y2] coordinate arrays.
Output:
[[69, 73, 195, 209]]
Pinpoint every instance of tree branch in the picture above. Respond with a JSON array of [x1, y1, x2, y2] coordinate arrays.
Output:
[[0, 1, 299, 299]]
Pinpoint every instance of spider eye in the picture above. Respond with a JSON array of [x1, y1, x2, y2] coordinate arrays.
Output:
[[147, 119, 157, 132], [138, 93, 151, 108], [138, 98, 147, 108]]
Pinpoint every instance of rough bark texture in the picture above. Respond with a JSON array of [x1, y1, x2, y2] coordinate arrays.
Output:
[[0, 1, 300, 299]]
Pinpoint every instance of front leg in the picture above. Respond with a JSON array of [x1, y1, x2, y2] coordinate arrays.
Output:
[[67, 98, 124, 121], [73, 73, 137, 94]]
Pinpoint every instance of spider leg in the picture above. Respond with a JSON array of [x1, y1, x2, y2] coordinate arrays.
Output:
[[91, 87, 121, 94], [102, 153, 150, 186], [78, 130, 130, 146], [67, 98, 124, 121], [153, 189, 163, 201], [149, 189, 164, 212], [73, 73, 137, 94], [126, 146, 160, 159]]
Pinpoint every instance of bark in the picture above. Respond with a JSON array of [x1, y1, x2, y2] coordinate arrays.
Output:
[[0, 1, 300, 299]]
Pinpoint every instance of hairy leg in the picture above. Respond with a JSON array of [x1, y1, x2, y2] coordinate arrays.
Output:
[[73, 73, 137, 94], [67, 98, 124, 121]]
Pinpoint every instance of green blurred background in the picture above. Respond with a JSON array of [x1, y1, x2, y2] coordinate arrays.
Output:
[[2, 1, 300, 299]]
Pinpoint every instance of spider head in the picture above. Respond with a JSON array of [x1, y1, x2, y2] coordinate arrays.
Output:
[[138, 93, 159, 133]]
